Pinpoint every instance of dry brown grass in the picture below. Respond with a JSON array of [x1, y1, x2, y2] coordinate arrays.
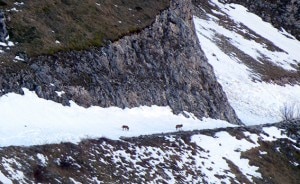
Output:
[[242, 140, 300, 184], [2, 0, 169, 58], [224, 158, 252, 184]]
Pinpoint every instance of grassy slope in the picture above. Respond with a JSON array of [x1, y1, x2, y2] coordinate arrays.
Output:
[[1, 0, 169, 58]]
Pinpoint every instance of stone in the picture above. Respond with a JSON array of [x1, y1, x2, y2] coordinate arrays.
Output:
[[0, 11, 7, 42]]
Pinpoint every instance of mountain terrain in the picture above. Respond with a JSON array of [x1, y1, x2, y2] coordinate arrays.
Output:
[[0, 0, 299, 183], [0, 0, 240, 124]]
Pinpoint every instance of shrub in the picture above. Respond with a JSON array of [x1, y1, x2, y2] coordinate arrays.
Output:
[[280, 103, 300, 121]]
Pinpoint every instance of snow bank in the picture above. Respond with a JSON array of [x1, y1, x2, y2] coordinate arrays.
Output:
[[0, 89, 236, 147]]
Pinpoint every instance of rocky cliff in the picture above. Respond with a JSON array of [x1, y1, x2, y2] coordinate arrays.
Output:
[[0, 0, 241, 124]]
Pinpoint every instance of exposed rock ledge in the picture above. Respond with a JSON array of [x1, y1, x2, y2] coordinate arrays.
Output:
[[0, 0, 241, 124]]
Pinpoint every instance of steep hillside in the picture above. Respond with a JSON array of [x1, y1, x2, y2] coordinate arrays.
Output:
[[0, 121, 299, 183], [225, 0, 300, 41], [193, 0, 300, 124]]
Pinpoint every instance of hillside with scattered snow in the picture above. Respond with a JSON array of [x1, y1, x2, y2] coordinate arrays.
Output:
[[0, 122, 299, 183], [194, 0, 300, 125]]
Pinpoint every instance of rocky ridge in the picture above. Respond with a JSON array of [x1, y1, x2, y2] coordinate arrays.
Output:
[[0, 0, 241, 124]]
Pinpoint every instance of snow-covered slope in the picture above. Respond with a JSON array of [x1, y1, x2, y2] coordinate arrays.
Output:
[[0, 89, 235, 147], [194, 0, 300, 125]]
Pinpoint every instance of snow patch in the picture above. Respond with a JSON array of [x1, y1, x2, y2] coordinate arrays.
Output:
[[191, 132, 261, 183], [2, 158, 26, 183], [261, 127, 288, 141], [0, 88, 236, 147], [69, 177, 82, 184], [13, 55, 24, 62], [259, 151, 267, 155], [37, 153, 48, 166], [0, 171, 12, 184], [55, 91, 65, 97]]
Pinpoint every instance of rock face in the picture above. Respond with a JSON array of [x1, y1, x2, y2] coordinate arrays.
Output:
[[0, 0, 241, 124], [0, 11, 7, 42], [224, 0, 300, 41]]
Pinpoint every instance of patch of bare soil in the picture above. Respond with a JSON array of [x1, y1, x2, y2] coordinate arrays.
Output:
[[242, 139, 300, 184]]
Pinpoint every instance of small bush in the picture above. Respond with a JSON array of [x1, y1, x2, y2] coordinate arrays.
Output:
[[33, 165, 49, 183], [280, 103, 300, 121]]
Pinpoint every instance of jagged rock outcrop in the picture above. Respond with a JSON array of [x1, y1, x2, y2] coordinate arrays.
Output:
[[224, 0, 300, 41], [0, 11, 7, 42], [0, 0, 241, 124]]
